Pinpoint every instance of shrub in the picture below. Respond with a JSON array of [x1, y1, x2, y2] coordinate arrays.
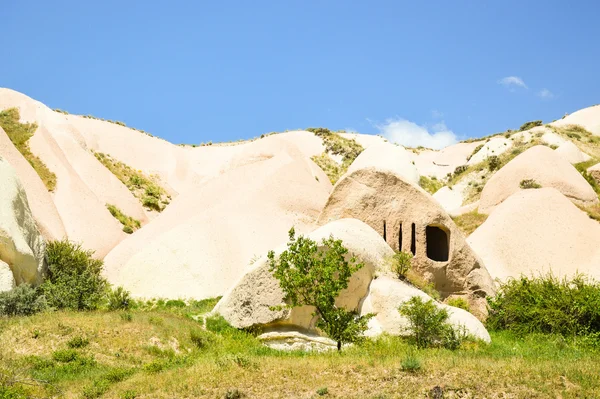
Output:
[[205, 315, 236, 334], [224, 389, 244, 399], [398, 296, 464, 349], [52, 349, 79, 363], [453, 165, 468, 176], [519, 120, 543, 131], [268, 227, 373, 350], [0, 284, 47, 316], [389, 251, 412, 279], [190, 329, 215, 349], [400, 353, 421, 372], [446, 297, 470, 312], [41, 240, 109, 311], [519, 179, 542, 189], [487, 155, 500, 171], [487, 274, 600, 336], [67, 336, 89, 349], [316, 387, 328, 396], [106, 204, 141, 234], [107, 286, 132, 310], [142, 196, 161, 211]]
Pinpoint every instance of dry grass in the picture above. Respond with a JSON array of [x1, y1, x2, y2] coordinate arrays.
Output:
[[1, 308, 599, 398], [452, 210, 488, 236], [311, 153, 346, 184]]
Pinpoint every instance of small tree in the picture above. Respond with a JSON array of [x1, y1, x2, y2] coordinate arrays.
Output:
[[390, 251, 413, 279], [41, 240, 108, 311], [268, 228, 373, 351]]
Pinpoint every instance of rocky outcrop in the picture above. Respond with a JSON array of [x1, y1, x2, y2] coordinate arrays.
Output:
[[214, 219, 490, 350], [317, 168, 494, 316], [0, 157, 46, 291]]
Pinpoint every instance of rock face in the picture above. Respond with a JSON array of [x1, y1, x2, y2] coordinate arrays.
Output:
[[554, 141, 591, 164], [551, 104, 600, 136], [317, 168, 494, 316], [467, 137, 512, 165], [0, 157, 46, 291], [346, 142, 419, 185], [469, 188, 600, 282], [214, 219, 490, 349], [479, 145, 598, 214]]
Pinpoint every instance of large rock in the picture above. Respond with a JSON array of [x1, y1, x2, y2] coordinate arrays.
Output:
[[554, 141, 591, 164], [469, 188, 600, 282], [346, 142, 419, 186], [479, 145, 598, 214], [551, 104, 600, 136], [317, 167, 494, 316], [0, 157, 46, 291], [214, 219, 490, 349]]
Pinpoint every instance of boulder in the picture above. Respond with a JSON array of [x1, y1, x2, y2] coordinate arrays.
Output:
[[551, 105, 600, 136], [317, 167, 494, 316], [479, 145, 598, 214], [0, 156, 46, 291], [554, 141, 591, 164], [346, 142, 419, 186], [469, 188, 600, 282], [214, 219, 490, 350]]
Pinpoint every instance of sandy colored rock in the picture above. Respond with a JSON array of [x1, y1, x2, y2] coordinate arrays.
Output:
[[551, 104, 600, 135], [467, 137, 512, 165], [469, 188, 600, 282], [339, 133, 387, 149], [317, 168, 494, 316], [361, 276, 490, 342], [413, 141, 484, 179], [554, 141, 591, 164], [433, 186, 463, 213], [103, 135, 331, 299], [0, 157, 46, 291], [215, 219, 490, 346], [479, 145, 598, 214], [0, 127, 65, 240], [346, 142, 419, 185]]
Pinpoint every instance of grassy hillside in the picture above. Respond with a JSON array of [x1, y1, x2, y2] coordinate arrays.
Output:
[[0, 108, 57, 191], [1, 305, 599, 399]]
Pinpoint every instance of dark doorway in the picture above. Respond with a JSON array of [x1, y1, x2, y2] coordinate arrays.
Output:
[[410, 223, 416, 255], [426, 225, 449, 262], [383, 220, 387, 242], [398, 223, 403, 252]]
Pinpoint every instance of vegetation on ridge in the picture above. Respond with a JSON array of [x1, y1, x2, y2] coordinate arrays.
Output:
[[93, 152, 170, 212], [0, 108, 57, 191], [307, 127, 364, 184], [106, 204, 141, 234]]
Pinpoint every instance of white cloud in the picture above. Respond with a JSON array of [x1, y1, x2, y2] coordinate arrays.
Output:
[[498, 76, 528, 90], [375, 118, 457, 150], [538, 88, 555, 100]]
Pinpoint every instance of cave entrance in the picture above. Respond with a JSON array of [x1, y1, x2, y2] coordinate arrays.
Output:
[[426, 225, 449, 262]]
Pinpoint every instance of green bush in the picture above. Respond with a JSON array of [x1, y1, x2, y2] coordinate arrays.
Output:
[[268, 228, 373, 351], [106, 204, 141, 234], [400, 353, 421, 372], [389, 251, 412, 279], [67, 336, 89, 349], [418, 176, 443, 194], [316, 387, 328, 396], [0, 284, 47, 316], [487, 155, 500, 171], [487, 274, 600, 336], [446, 297, 470, 312], [52, 349, 79, 363], [398, 296, 465, 349], [453, 165, 468, 176], [519, 120, 543, 131], [519, 179, 542, 189], [190, 329, 215, 349], [107, 286, 132, 310], [41, 240, 109, 311], [467, 144, 484, 161], [142, 195, 161, 211]]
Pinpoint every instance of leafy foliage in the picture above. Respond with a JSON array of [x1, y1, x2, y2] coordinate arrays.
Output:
[[106, 204, 141, 233], [519, 120, 542, 131], [519, 179, 542, 189], [107, 286, 132, 310], [487, 274, 600, 337], [0, 284, 47, 316], [41, 240, 109, 311], [487, 155, 500, 171], [399, 296, 466, 349], [388, 251, 413, 279], [0, 108, 57, 191], [446, 297, 470, 312], [268, 227, 373, 350]]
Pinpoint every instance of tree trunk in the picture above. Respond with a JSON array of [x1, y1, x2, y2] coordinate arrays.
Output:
[[337, 341, 341, 351]]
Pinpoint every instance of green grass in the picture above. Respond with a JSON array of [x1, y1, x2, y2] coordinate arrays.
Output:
[[1, 306, 599, 398], [308, 128, 364, 183], [311, 153, 346, 184], [106, 204, 141, 234], [418, 175, 443, 194], [93, 152, 169, 212], [0, 108, 57, 191], [451, 209, 488, 236]]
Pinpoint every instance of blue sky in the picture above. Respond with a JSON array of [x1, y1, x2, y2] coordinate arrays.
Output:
[[1, 1, 598, 148]]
